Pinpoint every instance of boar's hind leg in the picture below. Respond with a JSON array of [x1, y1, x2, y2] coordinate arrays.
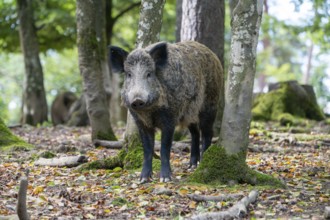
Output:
[[139, 127, 155, 183], [199, 109, 216, 155], [188, 123, 200, 167]]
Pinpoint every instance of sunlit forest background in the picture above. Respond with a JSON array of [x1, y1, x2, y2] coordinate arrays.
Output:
[[0, 0, 329, 125]]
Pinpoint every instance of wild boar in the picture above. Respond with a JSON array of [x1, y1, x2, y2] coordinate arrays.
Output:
[[109, 41, 223, 182], [51, 92, 77, 126]]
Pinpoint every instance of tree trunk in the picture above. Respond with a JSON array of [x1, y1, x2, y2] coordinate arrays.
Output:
[[257, 0, 269, 92], [175, 0, 183, 42], [17, 0, 48, 126], [303, 42, 314, 84], [76, 0, 116, 141], [125, 0, 165, 146], [106, 1, 141, 126], [189, 0, 281, 186], [180, 0, 225, 134], [219, 0, 263, 154]]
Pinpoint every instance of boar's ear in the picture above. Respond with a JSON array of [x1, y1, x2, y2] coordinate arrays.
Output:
[[108, 46, 128, 73], [148, 42, 168, 69]]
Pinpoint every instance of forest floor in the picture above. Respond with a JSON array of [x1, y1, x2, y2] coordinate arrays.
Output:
[[0, 120, 329, 219]]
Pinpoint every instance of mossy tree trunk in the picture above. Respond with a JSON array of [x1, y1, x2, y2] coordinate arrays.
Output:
[[124, 0, 165, 149], [79, 0, 165, 172], [76, 0, 116, 141], [190, 0, 283, 186], [17, 0, 48, 126]]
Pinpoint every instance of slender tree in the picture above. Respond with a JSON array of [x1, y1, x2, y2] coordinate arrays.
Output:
[[17, 0, 48, 126], [175, 0, 183, 42], [180, 0, 225, 133], [106, 1, 141, 125], [219, 0, 263, 154], [124, 0, 166, 147], [76, 0, 116, 141], [190, 0, 281, 186]]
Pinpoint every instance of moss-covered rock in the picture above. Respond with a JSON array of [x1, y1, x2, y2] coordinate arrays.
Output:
[[0, 118, 34, 151], [190, 145, 284, 187], [252, 81, 325, 122]]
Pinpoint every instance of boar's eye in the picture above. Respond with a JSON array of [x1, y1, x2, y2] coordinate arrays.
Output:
[[147, 73, 151, 78], [127, 73, 131, 78]]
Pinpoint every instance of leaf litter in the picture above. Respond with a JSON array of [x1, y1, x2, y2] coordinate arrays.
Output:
[[0, 121, 329, 219]]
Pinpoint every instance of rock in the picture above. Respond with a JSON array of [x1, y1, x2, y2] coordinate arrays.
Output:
[[252, 80, 325, 122]]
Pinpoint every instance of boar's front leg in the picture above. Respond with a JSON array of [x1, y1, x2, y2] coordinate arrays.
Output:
[[188, 123, 200, 168], [139, 126, 155, 183], [159, 111, 175, 182]]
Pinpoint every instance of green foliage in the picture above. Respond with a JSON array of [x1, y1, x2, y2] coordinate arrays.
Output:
[[190, 145, 284, 187], [0, 0, 77, 53]]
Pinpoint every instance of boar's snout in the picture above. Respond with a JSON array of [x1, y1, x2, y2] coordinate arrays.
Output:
[[131, 98, 146, 110]]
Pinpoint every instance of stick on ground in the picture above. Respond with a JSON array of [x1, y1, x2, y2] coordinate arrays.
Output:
[[190, 190, 259, 220], [34, 155, 88, 167]]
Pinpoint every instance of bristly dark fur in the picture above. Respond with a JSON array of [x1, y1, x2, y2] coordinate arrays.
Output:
[[109, 41, 224, 182]]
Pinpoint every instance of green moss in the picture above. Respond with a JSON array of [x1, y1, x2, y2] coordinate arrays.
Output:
[[96, 128, 117, 141], [111, 197, 128, 206], [123, 144, 160, 171], [252, 82, 325, 122], [78, 154, 123, 171], [0, 118, 34, 151], [190, 145, 284, 187], [124, 145, 144, 170], [39, 151, 56, 159]]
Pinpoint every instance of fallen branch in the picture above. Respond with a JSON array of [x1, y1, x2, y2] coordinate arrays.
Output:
[[188, 193, 244, 202], [34, 155, 88, 167], [190, 190, 259, 220]]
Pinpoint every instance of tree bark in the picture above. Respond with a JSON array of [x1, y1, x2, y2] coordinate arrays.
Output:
[[175, 0, 183, 42], [303, 42, 314, 84], [257, 0, 269, 92], [124, 0, 165, 146], [219, 0, 263, 154], [180, 0, 225, 134], [106, 1, 140, 125], [17, 0, 48, 126], [76, 0, 116, 141]]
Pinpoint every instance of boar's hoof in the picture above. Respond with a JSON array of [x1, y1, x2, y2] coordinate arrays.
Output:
[[160, 177, 171, 183], [188, 164, 197, 170], [140, 177, 151, 184]]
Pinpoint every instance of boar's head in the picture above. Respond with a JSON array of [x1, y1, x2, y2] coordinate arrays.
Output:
[[109, 42, 168, 111]]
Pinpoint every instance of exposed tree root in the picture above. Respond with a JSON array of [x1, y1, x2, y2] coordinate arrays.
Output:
[[93, 139, 123, 149], [190, 190, 258, 220], [34, 155, 88, 167]]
